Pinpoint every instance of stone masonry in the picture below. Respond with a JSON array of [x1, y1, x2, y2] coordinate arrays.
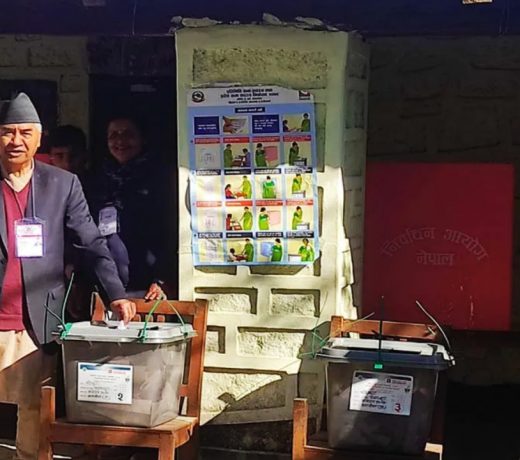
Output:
[[176, 26, 369, 446], [0, 35, 89, 132]]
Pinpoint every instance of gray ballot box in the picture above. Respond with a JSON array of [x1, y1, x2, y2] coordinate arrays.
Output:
[[317, 337, 453, 455], [59, 321, 195, 428]]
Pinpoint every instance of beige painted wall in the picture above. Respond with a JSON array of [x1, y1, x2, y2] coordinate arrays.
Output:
[[176, 26, 369, 428], [0, 35, 89, 133]]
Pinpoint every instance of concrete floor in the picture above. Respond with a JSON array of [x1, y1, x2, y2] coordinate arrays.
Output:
[[0, 441, 89, 460], [0, 442, 289, 460]]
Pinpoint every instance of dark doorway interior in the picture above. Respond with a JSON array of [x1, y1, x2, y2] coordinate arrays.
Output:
[[89, 76, 176, 168], [89, 75, 179, 296]]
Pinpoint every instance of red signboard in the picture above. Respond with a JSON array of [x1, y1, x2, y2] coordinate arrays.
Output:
[[362, 162, 514, 331]]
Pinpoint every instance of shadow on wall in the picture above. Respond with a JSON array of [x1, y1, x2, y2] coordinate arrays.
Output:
[[201, 318, 520, 459], [202, 372, 297, 453], [201, 379, 520, 458], [201, 323, 331, 453]]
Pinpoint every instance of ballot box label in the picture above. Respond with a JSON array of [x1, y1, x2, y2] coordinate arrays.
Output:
[[77, 362, 133, 405], [349, 371, 413, 416]]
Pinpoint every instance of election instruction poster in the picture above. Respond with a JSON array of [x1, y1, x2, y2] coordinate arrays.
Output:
[[188, 86, 319, 265]]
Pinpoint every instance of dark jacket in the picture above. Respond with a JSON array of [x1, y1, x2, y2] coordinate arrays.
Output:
[[84, 154, 169, 292], [0, 161, 126, 344]]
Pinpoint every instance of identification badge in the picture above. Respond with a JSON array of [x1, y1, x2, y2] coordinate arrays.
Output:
[[98, 206, 118, 236], [15, 218, 45, 258]]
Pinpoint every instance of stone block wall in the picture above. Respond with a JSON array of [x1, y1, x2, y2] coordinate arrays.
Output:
[[0, 35, 88, 132], [176, 26, 369, 439], [368, 37, 520, 163], [368, 36, 520, 384]]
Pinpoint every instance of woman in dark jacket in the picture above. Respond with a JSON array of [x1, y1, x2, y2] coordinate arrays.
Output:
[[84, 116, 169, 300]]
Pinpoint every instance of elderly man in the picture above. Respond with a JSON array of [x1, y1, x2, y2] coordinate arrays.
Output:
[[0, 93, 135, 460]]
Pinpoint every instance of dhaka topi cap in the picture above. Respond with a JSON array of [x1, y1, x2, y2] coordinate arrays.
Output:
[[0, 93, 41, 125]]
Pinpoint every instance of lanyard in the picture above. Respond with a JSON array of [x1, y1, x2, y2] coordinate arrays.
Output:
[[9, 178, 36, 219]]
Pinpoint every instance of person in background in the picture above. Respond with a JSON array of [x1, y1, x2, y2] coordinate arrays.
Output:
[[255, 143, 267, 167], [292, 206, 303, 230], [299, 238, 315, 262], [262, 175, 276, 199], [258, 207, 270, 231], [48, 125, 91, 321], [48, 125, 88, 177], [223, 144, 233, 168], [300, 113, 311, 132], [226, 213, 232, 231], [289, 141, 301, 166], [0, 93, 134, 460], [242, 238, 254, 262], [292, 173, 303, 195], [241, 147, 251, 168], [84, 116, 167, 300], [227, 248, 238, 262], [271, 238, 283, 262], [225, 184, 236, 199], [239, 175, 252, 199], [240, 206, 253, 231]]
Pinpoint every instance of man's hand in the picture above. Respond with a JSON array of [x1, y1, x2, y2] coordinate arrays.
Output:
[[144, 282, 165, 301], [109, 299, 137, 324]]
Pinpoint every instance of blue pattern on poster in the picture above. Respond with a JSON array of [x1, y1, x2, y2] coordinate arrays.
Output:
[[187, 86, 319, 266]]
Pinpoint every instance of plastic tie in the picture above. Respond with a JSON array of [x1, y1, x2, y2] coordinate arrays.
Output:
[[138, 296, 189, 343], [59, 322, 73, 340]]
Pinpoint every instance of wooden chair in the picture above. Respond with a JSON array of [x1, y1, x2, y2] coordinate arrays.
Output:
[[39, 294, 208, 460], [292, 317, 448, 460]]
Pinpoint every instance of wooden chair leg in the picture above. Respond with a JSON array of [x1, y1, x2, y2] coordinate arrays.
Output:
[[292, 398, 309, 460], [178, 425, 199, 460], [158, 434, 175, 460], [38, 386, 55, 460]]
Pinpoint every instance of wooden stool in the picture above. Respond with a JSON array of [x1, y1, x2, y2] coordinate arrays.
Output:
[[39, 295, 208, 460], [292, 317, 448, 459]]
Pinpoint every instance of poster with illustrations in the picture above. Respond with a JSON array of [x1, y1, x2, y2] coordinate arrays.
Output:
[[188, 86, 319, 265]]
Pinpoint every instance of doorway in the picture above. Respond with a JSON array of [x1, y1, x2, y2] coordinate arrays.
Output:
[[89, 75, 179, 296]]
